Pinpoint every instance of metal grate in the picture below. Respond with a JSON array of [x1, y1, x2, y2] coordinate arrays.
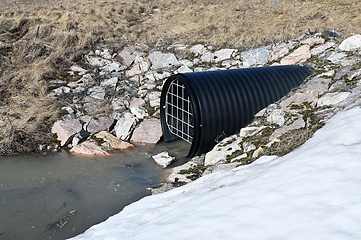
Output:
[[165, 79, 194, 143]]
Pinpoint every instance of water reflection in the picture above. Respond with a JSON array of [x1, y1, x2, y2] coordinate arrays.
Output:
[[0, 140, 189, 240]]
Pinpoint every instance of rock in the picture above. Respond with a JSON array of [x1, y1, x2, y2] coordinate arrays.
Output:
[[280, 45, 311, 65], [175, 65, 193, 73], [86, 116, 115, 134], [152, 151, 176, 168], [311, 41, 336, 56], [72, 130, 90, 146], [101, 61, 123, 73], [94, 131, 134, 151], [131, 118, 162, 145], [144, 70, 172, 82], [114, 112, 138, 140], [269, 117, 305, 141], [270, 41, 298, 61], [116, 46, 145, 68], [212, 49, 237, 62], [68, 73, 94, 88], [204, 136, 243, 166], [148, 51, 180, 69], [51, 119, 83, 146], [300, 37, 325, 46], [317, 92, 351, 107], [95, 49, 112, 59], [111, 97, 129, 112], [100, 77, 118, 90], [190, 44, 207, 56], [87, 86, 105, 100], [303, 77, 331, 95], [69, 65, 87, 75], [221, 59, 242, 68], [339, 35, 361, 51], [130, 106, 149, 120], [239, 126, 265, 137], [146, 91, 161, 108], [279, 90, 318, 111], [241, 45, 271, 67], [48, 86, 71, 98], [129, 97, 146, 109], [85, 55, 112, 67], [70, 140, 109, 155], [327, 52, 348, 65], [266, 109, 285, 126]]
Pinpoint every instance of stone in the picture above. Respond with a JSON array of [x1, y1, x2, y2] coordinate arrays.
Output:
[[116, 46, 145, 68], [130, 106, 149, 120], [204, 137, 243, 166], [94, 131, 134, 151], [280, 45, 311, 65], [68, 73, 94, 88], [86, 116, 115, 134], [144, 70, 172, 82], [148, 51, 180, 69], [152, 151, 176, 168], [270, 41, 298, 61], [300, 37, 325, 47], [95, 49, 112, 59], [51, 119, 83, 146], [48, 86, 71, 98], [175, 65, 193, 73], [239, 126, 265, 137], [179, 59, 193, 68], [241, 45, 271, 67], [70, 140, 109, 155], [212, 49, 237, 62], [269, 117, 305, 141], [339, 35, 361, 51], [327, 52, 348, 65], [311, 41, 336, 56], [131, 118, 162, 145], [303, 77, 332, 95], [114, 113, 138, 140], [86, 55, 112, 67], [266, 109, 285, 126], [165, 161, 197, 183], [72, 130, 90, 146], [88, 86, 105, 100], [69, 65, 87, 75], [280, 90, 318, 111], [129, 97, 146, 109], [317, 92, 351, 107], [101, 61, 123, 72], [146, 91, 161, 108], [190, 44, 207, 56], [100, 77, 118, 90], [221, 59, 242, 68]]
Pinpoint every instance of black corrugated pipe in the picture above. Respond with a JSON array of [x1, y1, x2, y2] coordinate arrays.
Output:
[[160, 65, 314, 157]]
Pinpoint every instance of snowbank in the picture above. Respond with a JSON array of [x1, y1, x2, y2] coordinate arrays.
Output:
[[70, 107, 361, 240]]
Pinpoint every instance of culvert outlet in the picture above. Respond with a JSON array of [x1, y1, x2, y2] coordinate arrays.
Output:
[[160, 65, 313, 157]]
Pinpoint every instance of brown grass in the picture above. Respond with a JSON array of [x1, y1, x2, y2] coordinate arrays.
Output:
[[1, 0, 361, 154]]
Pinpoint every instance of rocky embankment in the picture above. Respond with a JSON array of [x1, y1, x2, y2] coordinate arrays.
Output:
[[48, 30, 361, 193]]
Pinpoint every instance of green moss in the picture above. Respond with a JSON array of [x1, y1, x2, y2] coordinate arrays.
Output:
[[179, 164, 207, 181]]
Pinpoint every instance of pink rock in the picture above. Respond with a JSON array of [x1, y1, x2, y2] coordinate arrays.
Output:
[[280, 90, 318, 111], [70, 141, 109, 155], [131, 118, 162, 145], [51, 119, 83, 146], [280, 45, 311, 65]]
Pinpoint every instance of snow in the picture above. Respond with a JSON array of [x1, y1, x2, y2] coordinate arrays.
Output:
[[70, 107, 361, 240]]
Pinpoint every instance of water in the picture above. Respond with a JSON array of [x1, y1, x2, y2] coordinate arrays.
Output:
[[0, 140, 190, 240]]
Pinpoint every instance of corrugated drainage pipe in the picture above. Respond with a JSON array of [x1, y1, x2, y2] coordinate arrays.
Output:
[[160, 65, 314, 157]]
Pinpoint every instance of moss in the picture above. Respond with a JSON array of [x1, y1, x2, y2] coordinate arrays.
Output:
[[179, 164, 207, 181]]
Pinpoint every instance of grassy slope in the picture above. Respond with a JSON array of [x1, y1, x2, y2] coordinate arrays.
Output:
[[0, 0, 360, 154]]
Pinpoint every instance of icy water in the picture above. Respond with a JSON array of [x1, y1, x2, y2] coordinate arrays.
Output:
[[0, 140, 189, 240]]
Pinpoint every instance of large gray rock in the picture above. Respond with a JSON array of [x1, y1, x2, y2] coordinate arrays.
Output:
[[241, 46, 271, 67], [148, 51, 180, 69], [339, 35, 361, 51], [86, 116, 115, 134], [317, 92, 351, 107], [152, 151, 176, 168], [280, 45, 311, 65], [52, 119, 83, 146], [114, 112, 138, 141], [131, 118, 162, 145]]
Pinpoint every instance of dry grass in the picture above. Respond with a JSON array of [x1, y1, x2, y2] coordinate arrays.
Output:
[[1, 0, 361, 154]]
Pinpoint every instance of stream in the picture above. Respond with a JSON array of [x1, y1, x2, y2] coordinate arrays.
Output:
[[0, 140, 189, 240]]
